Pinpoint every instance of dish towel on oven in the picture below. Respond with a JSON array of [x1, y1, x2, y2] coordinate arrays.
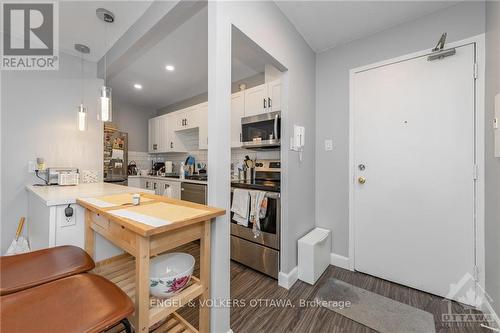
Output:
[[231, 189, 250, 227], [250, 191, 268, 238]]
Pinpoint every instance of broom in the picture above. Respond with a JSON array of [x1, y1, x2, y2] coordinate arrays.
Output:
[[6, 217, 31, 255]]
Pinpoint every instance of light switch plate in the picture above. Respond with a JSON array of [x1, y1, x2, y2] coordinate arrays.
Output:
[[324, 139, 333, 151]]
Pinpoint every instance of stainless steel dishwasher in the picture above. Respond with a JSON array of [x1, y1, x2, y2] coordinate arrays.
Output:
[[180, 182, 207, 204]]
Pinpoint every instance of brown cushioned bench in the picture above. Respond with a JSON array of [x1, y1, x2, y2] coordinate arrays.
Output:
[[0, 273, 134, 333], [0, 245, 95, 295]]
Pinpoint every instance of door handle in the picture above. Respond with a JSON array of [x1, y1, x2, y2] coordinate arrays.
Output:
[[358, 176, 366, 184], [274, 114, 279, 140]]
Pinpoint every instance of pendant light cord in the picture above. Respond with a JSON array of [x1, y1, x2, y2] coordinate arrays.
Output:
[[80, 51, 84, 104], [104, 21, 107, 86]]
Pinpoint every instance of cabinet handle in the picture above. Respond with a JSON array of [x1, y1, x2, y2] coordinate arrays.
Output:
[[268, 97, 272, 109], [185, 118, 188, 126], [164, 184, 169, 189], [263, 98, 267, 109], [153, 183, 157, 190], [153, 144, 157, 150], [170, 142, 173, 149]]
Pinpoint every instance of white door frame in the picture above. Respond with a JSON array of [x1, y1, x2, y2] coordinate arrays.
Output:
[[348, 34, 486, 292]]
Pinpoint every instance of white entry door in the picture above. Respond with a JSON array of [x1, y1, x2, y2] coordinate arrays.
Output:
[[353, 43, 476, 303]]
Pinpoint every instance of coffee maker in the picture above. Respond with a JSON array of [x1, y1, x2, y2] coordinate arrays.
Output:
[[152, 162, 165, 175]]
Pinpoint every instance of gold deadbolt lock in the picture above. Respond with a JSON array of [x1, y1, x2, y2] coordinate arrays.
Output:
[[358, 176, 366, 184]]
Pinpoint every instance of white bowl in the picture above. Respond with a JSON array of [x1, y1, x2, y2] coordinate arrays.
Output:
[[149, 253, 195, 298]]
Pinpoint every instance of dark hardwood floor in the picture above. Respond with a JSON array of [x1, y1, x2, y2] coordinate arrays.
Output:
[[114, 241, 488, 332], [181, 260, 488, 333]]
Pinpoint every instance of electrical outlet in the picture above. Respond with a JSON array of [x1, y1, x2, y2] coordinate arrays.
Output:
[[61, 215, 76, 227], [325, 139, 333, 151]]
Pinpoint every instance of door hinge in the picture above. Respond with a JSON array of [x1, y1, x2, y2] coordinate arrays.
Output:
[[474, 62, 478, 79], [473, 164, 479, 180]]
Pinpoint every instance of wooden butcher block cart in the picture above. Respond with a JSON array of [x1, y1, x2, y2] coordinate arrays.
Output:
[[77, 193, 225, 333]]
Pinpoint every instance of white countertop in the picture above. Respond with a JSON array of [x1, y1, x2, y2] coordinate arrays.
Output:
[[128, 175, 208, 185], [26, 182, 152, 206]]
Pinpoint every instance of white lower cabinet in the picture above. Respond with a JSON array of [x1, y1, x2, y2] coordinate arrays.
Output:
[[135, 177, 182, 199], [27, 192, 122, 262], [156, 180, 181, 199]]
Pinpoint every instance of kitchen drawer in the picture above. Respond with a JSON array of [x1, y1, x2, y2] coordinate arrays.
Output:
[[231, 236, 279, 279]]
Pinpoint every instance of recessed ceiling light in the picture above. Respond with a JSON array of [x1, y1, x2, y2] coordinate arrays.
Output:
[[165, 65, 175, 71], [134, 83, 142, 90]]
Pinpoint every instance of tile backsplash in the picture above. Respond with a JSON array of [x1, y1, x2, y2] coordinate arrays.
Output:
[[128, 151, 152, 172], [143, 148, 280, 174]]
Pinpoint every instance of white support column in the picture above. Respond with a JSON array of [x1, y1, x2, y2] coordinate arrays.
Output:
[[207, 1, 231, 332]]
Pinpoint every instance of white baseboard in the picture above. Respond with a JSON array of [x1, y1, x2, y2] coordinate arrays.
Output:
[[278, 266, 298, 289], [480, 298, 500, 330], [330, 253, 352, 271]]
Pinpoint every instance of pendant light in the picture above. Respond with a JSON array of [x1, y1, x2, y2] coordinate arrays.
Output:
[[96, 8, 114, 122], [75, 43, 90, 131]]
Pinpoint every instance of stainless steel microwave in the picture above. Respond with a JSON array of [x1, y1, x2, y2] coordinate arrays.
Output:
[[241, 111, 280, 150]]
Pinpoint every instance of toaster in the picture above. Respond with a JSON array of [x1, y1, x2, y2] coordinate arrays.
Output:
[[47, 168, 79, 186]]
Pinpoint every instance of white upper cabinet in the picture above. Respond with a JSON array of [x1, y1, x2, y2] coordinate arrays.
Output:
[[231, 92, 244, 147], [158, 114, 169, 153], [148, 117, 160, 153], [148, 80, 280, 152], [243, 80, 281, 117], [166, 113, 186, 152], [174, 106, 200, 131], [243, 84, 268, 117], [198, 102, 208, 150], [268, 80, 281, 112]]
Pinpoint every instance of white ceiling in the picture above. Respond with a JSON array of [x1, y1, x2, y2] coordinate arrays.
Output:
[[275, 1, 460, 53], [60, 1, 153, 61], [109, 6, 268, 109]]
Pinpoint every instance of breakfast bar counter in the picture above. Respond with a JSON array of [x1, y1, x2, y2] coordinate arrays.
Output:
[[77, 193, 225, 333]]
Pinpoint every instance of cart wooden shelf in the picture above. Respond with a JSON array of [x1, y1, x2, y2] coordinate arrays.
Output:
[[78, 193, 225, 333]]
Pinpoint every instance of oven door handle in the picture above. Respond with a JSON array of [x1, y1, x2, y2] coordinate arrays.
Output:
[[230, 188, 280, 199]]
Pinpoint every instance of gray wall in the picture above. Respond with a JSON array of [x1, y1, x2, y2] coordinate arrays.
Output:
[[157, 72, 265, 115], [219, 1, 317, 273], [485, 0, 500, 316], [112, 100, 157, 152], [1, 53, 102, 253], [315, 2, 486, 256]]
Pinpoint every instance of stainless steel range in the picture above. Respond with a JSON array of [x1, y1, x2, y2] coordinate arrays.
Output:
[[230, 160, 281, 279]]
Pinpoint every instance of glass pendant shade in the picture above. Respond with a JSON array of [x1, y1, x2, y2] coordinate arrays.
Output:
[[78, 104, 87, 131], [100, 86, 112, 122]]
